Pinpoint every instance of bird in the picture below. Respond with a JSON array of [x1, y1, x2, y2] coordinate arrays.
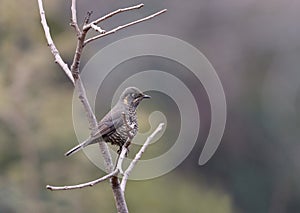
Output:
[[65, 87, 151, 156]]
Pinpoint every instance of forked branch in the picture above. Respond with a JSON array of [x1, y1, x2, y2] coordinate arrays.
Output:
[[84, 9, 167, 45], [46, 123, 164, 191], [83, 3, 144, 32]]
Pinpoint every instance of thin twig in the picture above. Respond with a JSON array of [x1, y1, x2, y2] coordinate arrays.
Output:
[[120, 123, 165, 192], [83, 3, 144, 31], [69, 0, 88, 79], [84, 11, 93, 25], [46, 169, 119, 191], [84, 9, 167, 46], [70, 36, 86, 78], [90, 23, 106, 34], [70, 0, 81, 37], [37, 0, 74, 84]]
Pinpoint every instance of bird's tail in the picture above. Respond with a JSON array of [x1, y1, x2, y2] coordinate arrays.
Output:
[[65, 137, 92, 157]]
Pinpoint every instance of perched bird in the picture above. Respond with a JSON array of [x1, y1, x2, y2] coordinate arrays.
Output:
[[65, 87, 150, 156]]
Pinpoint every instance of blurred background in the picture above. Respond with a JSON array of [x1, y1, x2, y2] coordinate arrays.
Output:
[[1, 0, 300, 212]]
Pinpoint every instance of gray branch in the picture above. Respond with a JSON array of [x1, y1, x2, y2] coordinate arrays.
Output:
[[83, 3, 144, 32], [37, 0, 74, 84], [46, 169, 119, 191], [120, 123, 165, 192], [84, 9, 167, 46]]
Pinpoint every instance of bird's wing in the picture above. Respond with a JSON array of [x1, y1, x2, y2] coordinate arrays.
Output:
[[92, 105, 125, 138]]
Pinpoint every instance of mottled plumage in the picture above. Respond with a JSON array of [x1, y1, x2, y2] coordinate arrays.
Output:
[[65, 87, 150, 156]]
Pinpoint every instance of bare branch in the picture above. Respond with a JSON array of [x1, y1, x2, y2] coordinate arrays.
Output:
[[75, 78, 98, 131], [70, 39, 85, 78], [116, 142, 131, 175], [90, 23, 106, 34], [120, 123, 165, 192], [70, 0, 81, 37], [110, 177, 128, 212], [84, 9, 167, 46], [116, 149, 126, 175], [46, 169, 119, 191], [37, 0, 74, 84], [83, 3, 144, 31], [84, 11, 93, 25], [70, 3, 89, 79], [108, 142, 129, 213]]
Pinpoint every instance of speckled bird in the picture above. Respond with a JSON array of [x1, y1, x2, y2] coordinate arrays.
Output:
[[65, 87, 150, 156]]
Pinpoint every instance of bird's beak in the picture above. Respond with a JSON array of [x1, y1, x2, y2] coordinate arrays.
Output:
[[142, 94, 151, 99]]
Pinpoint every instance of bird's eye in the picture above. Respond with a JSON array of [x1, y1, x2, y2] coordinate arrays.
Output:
[[131, 93, 135, 98]]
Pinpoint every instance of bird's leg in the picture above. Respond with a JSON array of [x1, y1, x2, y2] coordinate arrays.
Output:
[[124, 141, 131, 157], [112, 113, 133, 173], [117, 144, 130, 157], [117, 146, 122, 154]]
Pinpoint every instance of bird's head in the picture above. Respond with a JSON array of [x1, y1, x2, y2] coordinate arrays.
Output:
[[119, 87, 151, 108]]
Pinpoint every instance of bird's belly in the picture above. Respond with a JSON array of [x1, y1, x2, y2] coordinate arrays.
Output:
[[105, 124, 137, 146]]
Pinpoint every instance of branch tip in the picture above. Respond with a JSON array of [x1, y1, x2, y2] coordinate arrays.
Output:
[[84, 11, 93, 25], [84, 8, 167, 45]]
